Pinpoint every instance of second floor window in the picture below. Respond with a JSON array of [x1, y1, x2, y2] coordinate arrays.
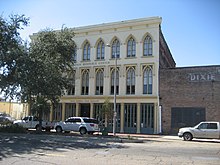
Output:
[[112, 39, 120, 58], [96, 69, 104, 95], [97, 40, 105, 60], [72, 51, 77, 62], [67, 71, 75, 95], [81, 70, 89, 95], [127, 37, 136, 57], [83, 42, 90, 60], [143, 66, 153, 94], [110, 68, 119, 95], [143, 35, 152, 56], [126, 67, 135, 94]]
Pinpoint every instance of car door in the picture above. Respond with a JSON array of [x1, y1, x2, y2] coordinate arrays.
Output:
[[73, 118, 82, 131], [23, 116, 32, 128], [63, 118, 75, 131], [193, 123, 208, 138], [205, 123, 219, 139]]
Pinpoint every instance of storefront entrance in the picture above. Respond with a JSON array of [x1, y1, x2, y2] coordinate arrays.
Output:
[[140, 103, 154, 134], [80, 104, 90, 117], [124, 104, 137, 133]]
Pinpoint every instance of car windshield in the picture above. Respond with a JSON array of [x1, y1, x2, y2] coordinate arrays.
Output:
[[83, 118, 98, 124]]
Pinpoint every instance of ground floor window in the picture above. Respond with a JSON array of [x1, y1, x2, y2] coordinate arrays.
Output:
[[80, 104, 90, 117], [124, 103, 137, 133], [53, 103, 62, 121], [140, 103, 154, 134], [94, 103, 105, 125], [65, 103, 76, 119], [94, 103, 120, 132]]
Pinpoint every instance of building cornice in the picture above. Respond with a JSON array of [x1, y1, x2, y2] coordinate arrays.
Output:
[[71, 17, 162, 34]]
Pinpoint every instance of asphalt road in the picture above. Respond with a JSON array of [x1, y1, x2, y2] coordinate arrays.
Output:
[[0, 132, 220, 165]]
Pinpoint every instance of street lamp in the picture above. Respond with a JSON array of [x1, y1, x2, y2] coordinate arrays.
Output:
[[106, 44, 117, 136]]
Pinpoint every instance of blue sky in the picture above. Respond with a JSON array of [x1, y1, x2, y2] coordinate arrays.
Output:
[[0, 0, 220, 67]]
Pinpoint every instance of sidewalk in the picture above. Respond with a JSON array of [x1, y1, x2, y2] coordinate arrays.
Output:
[[106, 132, 180, 140]]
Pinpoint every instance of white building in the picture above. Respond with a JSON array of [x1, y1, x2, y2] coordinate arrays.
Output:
[[51, 17, 175, 134]]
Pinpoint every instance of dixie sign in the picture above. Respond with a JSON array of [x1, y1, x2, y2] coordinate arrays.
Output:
[[188, 73, 215, 82]]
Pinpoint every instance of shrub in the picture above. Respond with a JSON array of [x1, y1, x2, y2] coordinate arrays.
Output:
[[0, 124, 27, 133]]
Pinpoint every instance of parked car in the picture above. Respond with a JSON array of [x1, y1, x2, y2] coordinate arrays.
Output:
[[0, 113, 14, 125], [54, 117, 99, 135], [13, 116, 54, 131], [178, 121, 220, 141]]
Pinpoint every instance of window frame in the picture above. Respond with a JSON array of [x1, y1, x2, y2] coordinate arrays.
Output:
[[111, 39, 120, 59], [126, 67, 135, 95], [97, 40, 105, 60], [110, 68, 119, 95], [67, 71, 75, 95], [143, 35, 153, 56], [81, 69, 89, 95], [127, 37, 136, 57], [95, 69, 104, 95], [83, 42, 90, 61], [143, 66, 153, 94]]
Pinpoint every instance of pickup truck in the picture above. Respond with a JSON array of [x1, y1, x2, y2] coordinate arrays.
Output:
[[13, 116, 54, 131], [178, 121, 220, 141]]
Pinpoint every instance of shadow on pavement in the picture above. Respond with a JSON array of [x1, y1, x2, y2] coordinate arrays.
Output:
[[0, 132, 126, 161]]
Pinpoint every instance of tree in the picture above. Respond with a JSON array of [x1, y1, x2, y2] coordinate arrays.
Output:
[[0, 14, 29, 99], [22, 28, 76, 130], [0, 14, 76, 131], [102, 98, 113, 128]]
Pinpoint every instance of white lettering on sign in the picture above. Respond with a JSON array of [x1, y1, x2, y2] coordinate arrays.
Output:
[[73, 61, 110, 67], [188, 73, 215, 82]]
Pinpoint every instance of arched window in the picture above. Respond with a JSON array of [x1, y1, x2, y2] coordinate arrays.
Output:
[[110, 68, 119, 95], [96, 69, 104, 95], [126, 67, 135, 94], [72, 49, 77, 62], [143, 35, 152, 56], [127, 37, 136, 57], [81, 69, 89, 95], [71, 44, 77, 62], [97, 40, 105, 60], [143, 66, 153, 94], [112, 39, 120, 58], [67, 71, 75, 95], [83, 42, 90, 60]]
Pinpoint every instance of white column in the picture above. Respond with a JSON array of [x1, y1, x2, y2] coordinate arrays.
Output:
[[136, 103, 141, 134], [62, 103, 65, 121], [120, 103, 125, 133], [90, 103, 94, 118]]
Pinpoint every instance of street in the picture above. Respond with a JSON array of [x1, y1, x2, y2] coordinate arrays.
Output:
[[0, 132, 220, 165]]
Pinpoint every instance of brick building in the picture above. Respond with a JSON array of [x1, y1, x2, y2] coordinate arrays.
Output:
[[160, 66, 220, 134]]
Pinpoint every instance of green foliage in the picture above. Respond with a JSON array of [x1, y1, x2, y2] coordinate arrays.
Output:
[[31, 96, 51, 117], [0, 124, 26, 133], [0, 14, 76, 127], [102, 98, 113, 127], [25, 27, 76, 118], [0, 14, 29, 99]]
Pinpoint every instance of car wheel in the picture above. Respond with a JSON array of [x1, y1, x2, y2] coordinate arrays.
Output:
[[14, 123, 19, 127], [56, 126, 63, 133], [36, 125, 40, 131], [80, 127, 87, 135], [183, 132, 193, 141]]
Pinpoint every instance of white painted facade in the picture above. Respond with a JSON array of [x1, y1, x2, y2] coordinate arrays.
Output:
[[51, 17, 174, 134]]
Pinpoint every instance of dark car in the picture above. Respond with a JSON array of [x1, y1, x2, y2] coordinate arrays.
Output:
[[0, 113, 14, 125]]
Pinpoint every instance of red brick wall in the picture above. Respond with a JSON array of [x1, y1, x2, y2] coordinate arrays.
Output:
[[159, 66, 220, 134]]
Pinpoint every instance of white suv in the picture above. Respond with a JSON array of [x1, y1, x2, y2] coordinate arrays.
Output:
[[54, 117, 99, 135]]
